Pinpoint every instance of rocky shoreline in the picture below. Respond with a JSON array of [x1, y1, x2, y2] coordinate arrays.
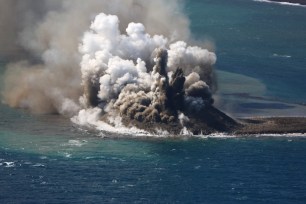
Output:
[[236, 117, 306, 135], [117, 106, 306, 136]]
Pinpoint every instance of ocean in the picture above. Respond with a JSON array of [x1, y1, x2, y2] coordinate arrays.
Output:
[[1, 0, 306, 203]]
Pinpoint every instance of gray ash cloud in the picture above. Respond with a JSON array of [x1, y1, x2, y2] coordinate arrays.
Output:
[[113, 49, 214, 124]]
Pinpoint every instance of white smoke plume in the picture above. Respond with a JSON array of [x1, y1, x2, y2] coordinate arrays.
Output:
[[1, 0, 217, 133], [76, 13, 216, 127], [1, 0, 190, 115]]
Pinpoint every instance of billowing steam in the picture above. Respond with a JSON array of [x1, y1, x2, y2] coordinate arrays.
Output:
[[75, 12, 216, 131], [1, 0, 217, 134]]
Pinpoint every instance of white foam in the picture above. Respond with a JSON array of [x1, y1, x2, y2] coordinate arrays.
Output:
[[253, 133, 306, 137], [33, 163, 45, 167], [254, 0, 306, 8], [71, 108, 150, 137], [3, 162, 15, 168], [63, 153, 72, 158], [154, 128, 170, 136], [195, 133, 237, 139], [61, 140, 88, 147], [272, 53, 292, 58]]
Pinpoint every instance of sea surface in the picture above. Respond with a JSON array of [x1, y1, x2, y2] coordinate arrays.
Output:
[[1, 0, 306, 203]]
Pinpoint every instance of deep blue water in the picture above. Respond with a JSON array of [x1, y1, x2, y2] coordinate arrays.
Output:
[[2, 135, 306, 203], [1, 0, 306, 203]]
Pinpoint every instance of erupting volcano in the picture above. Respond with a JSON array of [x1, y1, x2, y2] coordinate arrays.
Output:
[[2, 0, 306, 136]]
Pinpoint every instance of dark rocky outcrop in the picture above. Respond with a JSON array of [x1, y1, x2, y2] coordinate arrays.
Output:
[[115, 49, 240, 135]]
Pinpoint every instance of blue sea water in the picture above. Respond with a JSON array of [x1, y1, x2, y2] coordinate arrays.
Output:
[[186, 0, 306, 104], [1, 0, 306, 203]]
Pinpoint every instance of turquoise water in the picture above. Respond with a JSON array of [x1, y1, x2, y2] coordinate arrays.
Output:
[[1, 0, 306, 203]]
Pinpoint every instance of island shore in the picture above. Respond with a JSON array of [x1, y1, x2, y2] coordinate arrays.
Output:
[[117, 106, 306, 136], [235, 117, 306, 135]]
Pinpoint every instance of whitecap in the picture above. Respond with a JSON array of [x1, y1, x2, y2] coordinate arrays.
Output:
[[32, 163, 45, 167], [254, 0, 306, 8], [194, 165, 201, 170], [68, 139, 87, 147], [272, 53, 292, 58], [3, 162, 15, 168], [60, 139, 88, 147], [64, 153, 72, 158]]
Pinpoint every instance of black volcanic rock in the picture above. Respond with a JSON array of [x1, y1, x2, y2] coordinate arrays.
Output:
[[236, 117, 306, 135], [167, 68, 185, 111], [119, 105, 240, 135], [120, 110, 306, 136]]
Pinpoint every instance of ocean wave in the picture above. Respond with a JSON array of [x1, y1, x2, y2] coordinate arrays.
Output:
[[272, 53, 292, 58], [32, 163, 45, 167], [254, 0, 306, 8], [2, 161, 15, 168], [61, 140, 88, 147]]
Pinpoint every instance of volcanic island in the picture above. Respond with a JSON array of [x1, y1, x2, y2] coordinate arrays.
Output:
[[94, 49, 306, 136]]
